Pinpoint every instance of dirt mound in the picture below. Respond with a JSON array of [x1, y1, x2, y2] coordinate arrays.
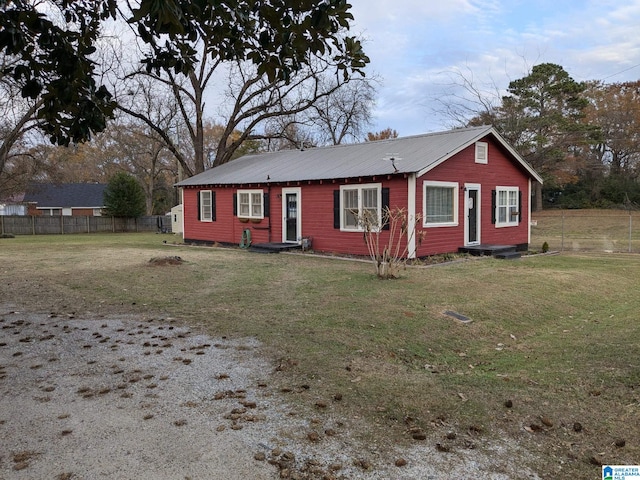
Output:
[[148, 256, 183, 266]]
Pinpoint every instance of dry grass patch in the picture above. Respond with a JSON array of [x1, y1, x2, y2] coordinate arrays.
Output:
[[2, 233, 640, 478]]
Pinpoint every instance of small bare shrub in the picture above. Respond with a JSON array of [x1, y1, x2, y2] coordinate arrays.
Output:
[[358, 206, 425, 279]]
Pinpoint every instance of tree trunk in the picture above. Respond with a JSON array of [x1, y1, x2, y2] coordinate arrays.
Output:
[[534, 182, 543, 211]]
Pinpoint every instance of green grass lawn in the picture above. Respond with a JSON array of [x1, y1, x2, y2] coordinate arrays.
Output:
[[1, 232, 639, 477]]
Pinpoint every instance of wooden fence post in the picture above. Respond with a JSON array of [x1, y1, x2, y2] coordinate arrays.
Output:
[[561, 211, 564, 252], [629, 211, 633, 254]]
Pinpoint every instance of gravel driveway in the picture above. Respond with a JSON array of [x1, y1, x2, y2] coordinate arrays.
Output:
[[0, 307, 538, 480], [0, 308, 281, 480]]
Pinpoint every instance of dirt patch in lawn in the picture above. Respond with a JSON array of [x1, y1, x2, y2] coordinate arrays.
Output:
[[148, 255, 184, 266]]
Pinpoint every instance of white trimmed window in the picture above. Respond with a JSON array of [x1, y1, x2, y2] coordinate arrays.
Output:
[[495, 186, 519, 227], [237, 189, 263, 219], [200, 190, 213, 221], [475, 141, 488, 164], [423, 181, 458, 227], [340, 183, 381, 231]]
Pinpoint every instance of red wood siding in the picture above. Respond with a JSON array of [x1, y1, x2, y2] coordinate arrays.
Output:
[[183, 187, 279, 245], [298, 178, 409, 256], [415, 136, 530, 256], [182, 178, 410, 257], [181, 135, 533, 257]]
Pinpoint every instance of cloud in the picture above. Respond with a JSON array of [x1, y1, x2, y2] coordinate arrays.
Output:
[[347, 0, 640, 136]]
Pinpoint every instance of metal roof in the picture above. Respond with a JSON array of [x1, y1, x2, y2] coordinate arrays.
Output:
[[176, 125, 543, 187]]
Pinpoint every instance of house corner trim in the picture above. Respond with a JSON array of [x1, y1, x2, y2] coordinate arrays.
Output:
[[408, 173, 417, 259]]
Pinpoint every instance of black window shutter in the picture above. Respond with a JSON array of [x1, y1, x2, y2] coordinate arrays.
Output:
[[333, 190, 340, 229], [263, 192, 270, 217], [518, 190, 522, 223], [491, 190, 496, 224], [197, 191, 201, 221], [381, 187, 390, 231], [211, 191, 216, 221], [233, 193, 237, 216]]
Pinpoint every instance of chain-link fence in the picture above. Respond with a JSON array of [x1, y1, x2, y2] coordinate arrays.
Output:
[[0, 215, 170, 236], [530, 210, 640, 253]]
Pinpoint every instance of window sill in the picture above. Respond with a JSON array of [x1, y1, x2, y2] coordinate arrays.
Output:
[[424, 222, 458, 228]]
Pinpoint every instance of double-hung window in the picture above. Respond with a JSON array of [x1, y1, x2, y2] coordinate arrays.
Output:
[[423, 181, 458, 227], [495, 186, 519, 227], [340, 183, 381, 231], [200, 190, 213, 222], [237, 189, 263, 219]]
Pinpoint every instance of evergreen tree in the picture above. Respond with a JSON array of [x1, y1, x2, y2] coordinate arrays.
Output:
[[497, 64, 600, 209], [103, 172, 146, 218]]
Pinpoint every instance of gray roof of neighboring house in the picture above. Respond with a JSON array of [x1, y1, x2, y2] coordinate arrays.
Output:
[[24, 183, 107, 208], [176, 125, 543, 187]]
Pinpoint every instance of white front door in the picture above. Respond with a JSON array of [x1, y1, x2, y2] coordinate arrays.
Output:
[[282, 188, 301, 243], [464, 184, 480, 246]]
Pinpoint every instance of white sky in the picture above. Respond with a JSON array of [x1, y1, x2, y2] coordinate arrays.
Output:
[[347, 0, 640, 136]]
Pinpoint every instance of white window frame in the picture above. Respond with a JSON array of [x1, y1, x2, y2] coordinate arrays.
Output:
[[339, 183, 382, 232], [475, 141, 488, 164], [200, 190, 213, 222], [237, 189, 264, 219], [423, 181, 459, 227], [495, 186, 519, 227]]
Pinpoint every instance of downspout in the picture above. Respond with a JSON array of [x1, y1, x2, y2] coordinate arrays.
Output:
[[407, 173, 417, 259]]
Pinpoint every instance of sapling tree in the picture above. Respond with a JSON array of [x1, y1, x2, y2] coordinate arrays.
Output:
[[358, 206, 424, 279]]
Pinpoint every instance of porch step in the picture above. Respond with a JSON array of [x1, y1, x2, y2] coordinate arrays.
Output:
[[248, 242, 301, 254]]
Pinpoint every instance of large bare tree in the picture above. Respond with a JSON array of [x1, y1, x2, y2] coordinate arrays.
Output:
[[584, 80, 640, 177], [297, 74, 379, 145], [116, 40, 373, 175], [0, 53, 44, 191]]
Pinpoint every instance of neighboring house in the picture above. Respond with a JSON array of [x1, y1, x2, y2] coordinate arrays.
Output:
[[175, 126, 543, 258], [23, 183, 107, 216], [0, 193, 27, 215]]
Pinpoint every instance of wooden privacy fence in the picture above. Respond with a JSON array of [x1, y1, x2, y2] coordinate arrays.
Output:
[[0, 215, 169, 235]]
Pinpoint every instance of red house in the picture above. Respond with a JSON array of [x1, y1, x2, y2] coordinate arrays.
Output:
[[175, 126, 543, 258]]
